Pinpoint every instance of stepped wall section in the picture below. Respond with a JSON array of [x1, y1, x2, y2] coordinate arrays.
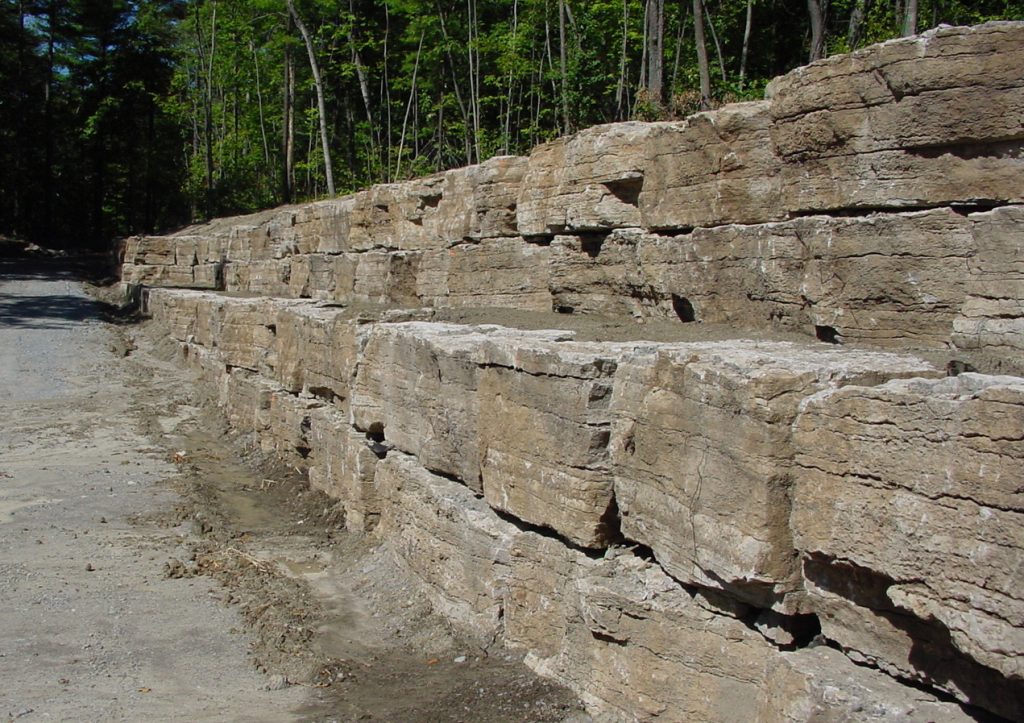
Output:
[[124, 23, 1024, 721]]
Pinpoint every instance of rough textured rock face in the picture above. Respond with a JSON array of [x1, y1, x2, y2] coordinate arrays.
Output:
[[767, 23, 1024, 214], [792, 374, 1024, 718], [131, 23, 1024, 722], [609, 342, 941, 609]]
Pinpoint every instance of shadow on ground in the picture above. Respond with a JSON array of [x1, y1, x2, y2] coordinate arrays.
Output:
[[0, 259, 136, 330]]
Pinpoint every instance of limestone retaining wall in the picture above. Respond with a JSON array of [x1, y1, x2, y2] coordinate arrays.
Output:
[[128, 22, 1024, 722]]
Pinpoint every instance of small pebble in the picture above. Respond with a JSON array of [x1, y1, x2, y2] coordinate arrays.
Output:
[[453, 655, 467, 664]]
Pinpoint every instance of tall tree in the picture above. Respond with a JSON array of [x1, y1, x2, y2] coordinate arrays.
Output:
[[286, 0, 334, 195], [807, 0, 827, 61], [693, 0, 711, 108]]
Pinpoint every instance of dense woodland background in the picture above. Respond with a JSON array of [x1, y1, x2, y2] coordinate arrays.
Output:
[[1, 0, 1021, 249]]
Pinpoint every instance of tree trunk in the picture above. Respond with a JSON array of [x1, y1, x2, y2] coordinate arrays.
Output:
[[282, 14, 295, 203], [847, 0, 869, 50], [615, 0, 629, 119], [693, 0, 711, 109], [559, 0, 570, 134], [902, 0, 918, 36], [739, 0, 753, 84], [644, 0, 665, 103], [807, 0, 827, 62], [287, 0, 334, 196]]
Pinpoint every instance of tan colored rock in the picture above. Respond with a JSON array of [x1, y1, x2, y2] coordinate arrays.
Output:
[[430, 156, 527, 241], [549, 230, 648, 317], [639, 103, 783, 229], [293, 196, 356, 254], [793, 374, 1024, 717], [610, 342, 940, 608], [769, 23, 1024, 213], [954, 205, 1024, 375], [373, 452, 520, 637], [761, 647, 974, 722], [517, 123, 653, 236], [347, 177, 445, 252], [506, 535, 969, 722], [351, 323, 488, 489], [307, 410, 381, 531], [273, 305, 360, 403], [426, 238, 553, 311], [478, 345, 622, 549]]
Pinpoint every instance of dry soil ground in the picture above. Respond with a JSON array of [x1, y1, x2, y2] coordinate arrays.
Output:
[[0, 256, 585, 722]]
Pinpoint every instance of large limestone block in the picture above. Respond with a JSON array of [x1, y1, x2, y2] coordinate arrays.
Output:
[[351, 323, 488, 488], [258, 389, 321, 468], [349, 250, 423, 305], [145, 288, 204, 341], [639, 103, 783, 229], [347, 177, 445, 252], [761, 647, 974, 723], [429, 156, 527, 241], [548, 230, 649, 317], [478, 343, 624, 549], [373, 452, 521, 637], [954, 205, 1024, 375], [274, 305, 360, 404], [505, 534, 768, 721], [287, 254, 336, 299], [292, 196, 356, 255], [427, 238, 553, 311], [769, 23, 1024, 213], [792, 374, 1024, 716], [517, 123, 653, 235], [212, 297, 281, 374], [307, 409, 381, 532], [121, 263, 198, 289], [124, 235, 176, 265], [506, 535, 968, 722], [610, 342, 940, 608]]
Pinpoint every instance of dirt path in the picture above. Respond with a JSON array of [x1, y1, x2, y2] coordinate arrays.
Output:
[[0, 259, 584, 722]]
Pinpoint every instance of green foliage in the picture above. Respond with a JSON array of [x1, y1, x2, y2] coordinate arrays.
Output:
[[1, 0, 1022, 248]]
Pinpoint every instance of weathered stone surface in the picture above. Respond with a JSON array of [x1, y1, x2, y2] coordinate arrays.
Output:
[[351, 323, 488, 489], [478, 344, 622, 549], [793, 374, 1024, 716], [505, 533, 772, 721], [954, 205, 1024, 375], [430, 156, 527, 242], [761, 647, 974, 722], [425, 238, 553, 311], [307, 408, 382, 531], [292, 196, 356, 254], [517, 123, 653, 236], [548, 230, 649, 318], [506, 534, 969, 722], [347, 177, 445, 252], [274, 305, 360, 403], [373, 452, 520, 637], [769, 23, 1024, 213], [610, 342, 940, 608], [639, 103, 783, 229]]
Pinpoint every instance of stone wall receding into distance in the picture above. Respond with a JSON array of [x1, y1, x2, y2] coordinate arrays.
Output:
[[122, 23, 1023, 722]]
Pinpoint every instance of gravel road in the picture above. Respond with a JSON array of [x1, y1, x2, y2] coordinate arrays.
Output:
[[0, 259, 309, 721]]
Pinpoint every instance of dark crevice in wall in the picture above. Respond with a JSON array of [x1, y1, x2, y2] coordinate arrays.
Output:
[[578, 232, 608, 258], [905, 138, 1023, 162], [524, 235, 554, 247], [815, 325, 841, 344], [602, 174, 644, 207], [492, 508, 609, 560], [671, 295, 697, 323]]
